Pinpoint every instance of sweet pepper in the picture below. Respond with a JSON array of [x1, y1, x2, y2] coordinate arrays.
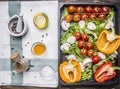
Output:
[[59, 60, 81, 84], [97, 27, 120, 54], [94, 62, 120, 83]]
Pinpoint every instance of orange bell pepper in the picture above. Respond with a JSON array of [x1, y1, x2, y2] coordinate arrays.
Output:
[[59, 60, 81, 84], [97, 28, 120, 54]]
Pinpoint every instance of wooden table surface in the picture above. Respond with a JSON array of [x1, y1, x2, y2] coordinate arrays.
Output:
[[0, 0, 120, 89]]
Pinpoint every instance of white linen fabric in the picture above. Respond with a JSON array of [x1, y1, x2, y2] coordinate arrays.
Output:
[[0, 1, 58, 87]]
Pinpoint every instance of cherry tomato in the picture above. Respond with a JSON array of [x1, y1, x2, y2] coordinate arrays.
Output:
[[82, 34, 89, 41], [85, 6, 92, 13], [68, 6, 75, 13], [78, 40, 85, 48], [101, 6, 109, 13], [65, 14, 72, 22], [80, 48, 88, 56], [76, 6, 84, 13], [80, 14, 88, 20], [92, 55, 99, 64], [88, 49, 94, 56], [85, 42, 94, 49], [74, 32, 82, 41], [98, 14, 106, 20], [93, 6, 101, 13], [73, 14, 80, 22], [89, 14, 96, 20]]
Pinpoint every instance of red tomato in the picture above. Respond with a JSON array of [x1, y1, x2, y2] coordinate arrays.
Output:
[[65, 14, 72, 22], [82, 34, 89, 41], [73, 14, 80, 22], [101, 6, 109, 12], [98, 14, 106, 20], [68, 6, 75, 13], [80, 14, 88, 20], [88, 49, 94, 56], [80, 48, 88, 56], [76, 6, 84, 13], [92, 55, 99, 64], [85, 6, 92, 13], [74, 32, 82, 41], [89, 14, 96, 20], [85, 42, 94, 49], [78, 40, 85, 48], [93, 6, 101, 13]]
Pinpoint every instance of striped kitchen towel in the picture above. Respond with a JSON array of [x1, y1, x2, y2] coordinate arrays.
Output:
[[0, 1, 58, 87]]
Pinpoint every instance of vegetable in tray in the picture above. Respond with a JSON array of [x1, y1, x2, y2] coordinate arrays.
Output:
[[59, 5, 120, 84]]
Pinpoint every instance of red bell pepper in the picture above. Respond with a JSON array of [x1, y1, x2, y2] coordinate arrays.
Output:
[[94, 62, 120, 83]]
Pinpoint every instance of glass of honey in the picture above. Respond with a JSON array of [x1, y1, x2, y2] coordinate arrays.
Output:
[[31, 42, 46, 57]]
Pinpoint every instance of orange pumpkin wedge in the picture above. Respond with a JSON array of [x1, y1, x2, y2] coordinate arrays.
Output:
[[59, 60, 81, 84], [97, 30, 120, 54]]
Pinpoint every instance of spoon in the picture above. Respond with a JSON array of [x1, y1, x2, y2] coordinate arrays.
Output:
[[16, 13, 23, 33]]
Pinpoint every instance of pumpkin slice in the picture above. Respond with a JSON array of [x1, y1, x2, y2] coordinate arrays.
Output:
[[59, 60, 81, 84]]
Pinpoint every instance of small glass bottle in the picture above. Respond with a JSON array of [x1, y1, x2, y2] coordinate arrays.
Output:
[[10, 52, 20, 62], [12, 58, 30, 73]]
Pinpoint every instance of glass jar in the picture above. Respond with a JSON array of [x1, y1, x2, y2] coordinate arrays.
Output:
[[12, 58, 29, 73]]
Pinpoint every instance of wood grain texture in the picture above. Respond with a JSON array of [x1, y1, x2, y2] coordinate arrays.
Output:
[[0, 86, 119, 89]]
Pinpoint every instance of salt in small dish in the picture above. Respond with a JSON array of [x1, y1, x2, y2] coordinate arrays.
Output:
[[40, 65, 55, 80]]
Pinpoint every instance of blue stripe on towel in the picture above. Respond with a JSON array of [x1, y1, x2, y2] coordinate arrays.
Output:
[[0, 58, 11, 71], [28, 59, 58, 72], [0, 58, 58, 72], [8, 1, 23, 85]]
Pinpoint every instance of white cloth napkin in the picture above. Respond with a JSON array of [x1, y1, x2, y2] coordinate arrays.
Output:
[[0, 1, 58, 87], [21, 1, 58, 60]]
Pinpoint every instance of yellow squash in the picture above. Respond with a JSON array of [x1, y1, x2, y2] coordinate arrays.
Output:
[[59, 60, 81, 84], [97, 29, 120, 54]]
